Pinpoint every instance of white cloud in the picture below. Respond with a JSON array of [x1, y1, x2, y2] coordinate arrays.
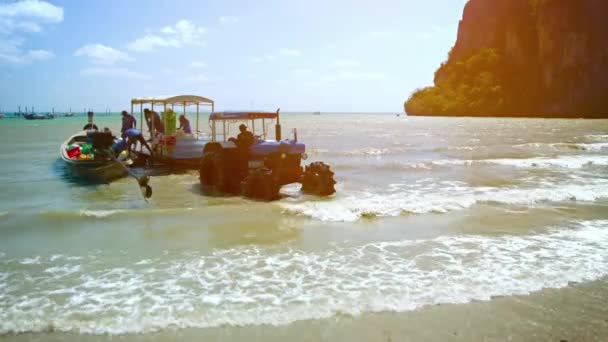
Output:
[[128, 35, 179, 52], [74, 44, 134, 65], [250, 57, 262, 63], [0, 1, 62, 64], [128, 19, 207, 52], [0, 0, 63, 34], [279, 48, 301, 56], [190, 61, 206, 68], [162, 67, 174, 76], [333, 59, 360, 68], [80, 67, 149, 80], [264, 54, 276, 61], [25, 49, 52, 60], [219, 16, 238, 24], [0, 39, 53, 63]]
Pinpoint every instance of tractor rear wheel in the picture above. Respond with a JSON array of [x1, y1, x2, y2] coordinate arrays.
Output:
[[242, 168, 281, 201], [199, 151, 232, 194], [300, 162, 336, 196]]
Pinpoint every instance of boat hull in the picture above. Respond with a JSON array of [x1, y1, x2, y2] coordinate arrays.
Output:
[[65, 161, 127, 182], [60, 131, 128, 183]]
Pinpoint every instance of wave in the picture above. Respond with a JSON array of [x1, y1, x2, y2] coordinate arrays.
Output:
[[585, 134, 608, 141], [482, 155, 608, 169], [308, 146, 412, 157], [79, 209, 126, 218], [432, 155, 608, 170], [1, 220, 607, 334], [435, 142, 608, 153], [516, 142, 608, 152], [280, 179, 608, 222]]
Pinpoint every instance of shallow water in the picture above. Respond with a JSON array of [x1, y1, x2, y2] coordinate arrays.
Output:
[[1, 114, 607, 340]]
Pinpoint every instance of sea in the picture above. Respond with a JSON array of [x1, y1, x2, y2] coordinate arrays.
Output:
[[0, 114, 607, 341]]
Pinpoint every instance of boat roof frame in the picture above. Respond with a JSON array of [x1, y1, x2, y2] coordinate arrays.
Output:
[[208, 111, 279, 121], [131, 95, 214, 106], [130, 95, 215, 138]]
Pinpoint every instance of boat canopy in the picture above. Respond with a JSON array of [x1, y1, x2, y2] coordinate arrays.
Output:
[[131, 95, 214, 106], [209, 111, 278, 121], [130, 95, 215, 138]]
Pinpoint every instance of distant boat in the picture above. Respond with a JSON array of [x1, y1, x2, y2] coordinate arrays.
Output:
[[65, 107, 74, 117], [24, 113, 49, 120], [313, 111, 321, 115]]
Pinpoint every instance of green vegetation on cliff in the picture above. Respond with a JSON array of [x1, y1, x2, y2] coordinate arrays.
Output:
[[406, 49, 507, 116], [405, 0, 608, 118]]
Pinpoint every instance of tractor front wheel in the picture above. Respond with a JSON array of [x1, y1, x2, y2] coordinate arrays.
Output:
[[300, 162, 336, 196], [199, 151, 232, 194]]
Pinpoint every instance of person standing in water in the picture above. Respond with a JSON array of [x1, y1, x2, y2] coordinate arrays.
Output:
[[124, 128, 153, 155], [120, 110, 137, 139]]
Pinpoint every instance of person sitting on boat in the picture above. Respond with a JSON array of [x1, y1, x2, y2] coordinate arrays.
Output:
[[120, 110, 137, 139], [124, 128, 153, 155], [82, 111, 98, 131], [143, 108, 165, 136], [178, 115, 192, 134]]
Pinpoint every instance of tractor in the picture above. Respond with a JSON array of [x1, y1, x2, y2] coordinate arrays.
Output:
[[199, 110, 336, 200]]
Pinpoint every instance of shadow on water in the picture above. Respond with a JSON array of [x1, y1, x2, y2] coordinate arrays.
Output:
[[52, 158, 103, 187], [53, 157, 185, 186]]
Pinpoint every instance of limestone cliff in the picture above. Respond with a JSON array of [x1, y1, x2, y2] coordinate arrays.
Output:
[[405, 0, 608, 118]]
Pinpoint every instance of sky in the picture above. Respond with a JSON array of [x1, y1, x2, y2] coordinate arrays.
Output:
[[0, 0, 468, 113]]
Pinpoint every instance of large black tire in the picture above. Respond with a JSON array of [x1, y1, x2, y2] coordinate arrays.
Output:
[[300, 162, 336, 196], [242, 168, 281, 201], [199, 151, 232, 194]]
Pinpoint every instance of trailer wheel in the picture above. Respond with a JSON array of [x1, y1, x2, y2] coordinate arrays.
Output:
[[300, 162, 336, 196], [242, 168, 280, 201]]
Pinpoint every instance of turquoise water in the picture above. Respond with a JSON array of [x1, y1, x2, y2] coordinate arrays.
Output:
[[1, 114, 608, 339]]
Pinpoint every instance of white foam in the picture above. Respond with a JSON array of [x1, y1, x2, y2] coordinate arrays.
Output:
[[79, 209, 125, 218], [573, 142, 608, 152], [280, 179, 608, 222], [485, 155, 608, 169], [19, 256, 41, 265], [516, 141, 608, 152], [1, 220, 607, 334], [432, 155, 608, 170], [585, 134, 608, 141]]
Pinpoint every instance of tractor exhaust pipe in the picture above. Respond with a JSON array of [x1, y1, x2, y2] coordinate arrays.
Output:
[[275, 108, 281, 141]]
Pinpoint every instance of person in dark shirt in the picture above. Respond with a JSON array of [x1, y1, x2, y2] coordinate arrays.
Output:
[[235, 124, 254, 148], [124, 128, 153, 155], [120, 110, 137, 139], [178, 115, 192, 134], [143, 108, 165, 135]]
